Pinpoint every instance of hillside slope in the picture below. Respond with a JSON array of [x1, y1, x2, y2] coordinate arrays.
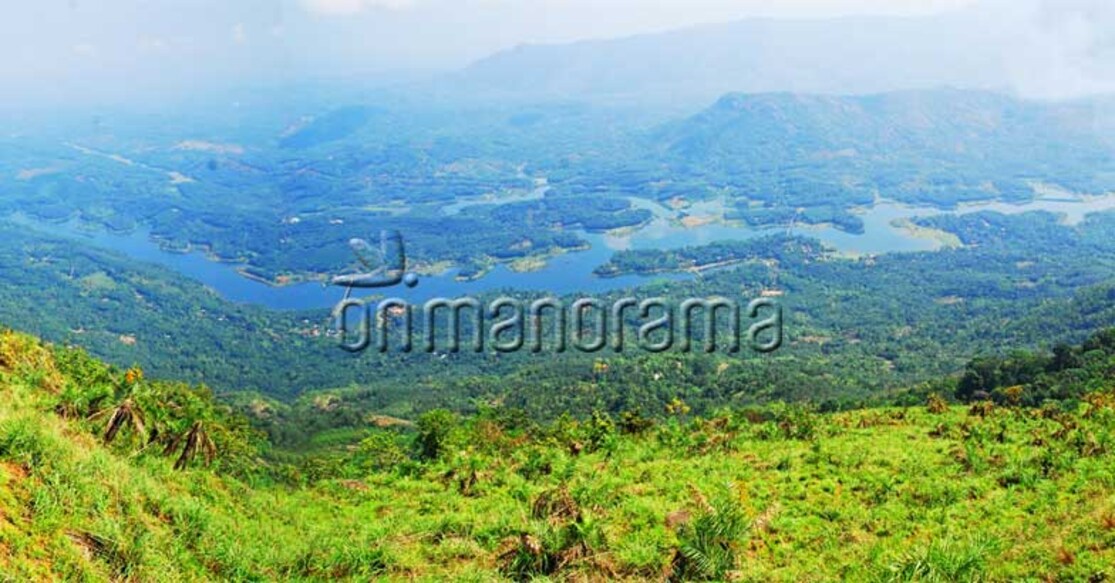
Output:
[[1, 326, 1114, 579]]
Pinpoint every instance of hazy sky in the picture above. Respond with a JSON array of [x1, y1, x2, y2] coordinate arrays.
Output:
[[0, 0, 1111, 106]]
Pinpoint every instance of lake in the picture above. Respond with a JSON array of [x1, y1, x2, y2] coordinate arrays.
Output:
[[13, 192, 1115, 311]]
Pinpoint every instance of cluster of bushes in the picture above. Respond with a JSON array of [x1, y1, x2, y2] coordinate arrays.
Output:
[[956, 328, 1115, 406], [1, 329, 263, 477]]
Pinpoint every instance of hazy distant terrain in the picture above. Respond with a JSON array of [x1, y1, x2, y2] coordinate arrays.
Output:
[[456, 12, 1007, 104], [4, 89, 1115, 287]]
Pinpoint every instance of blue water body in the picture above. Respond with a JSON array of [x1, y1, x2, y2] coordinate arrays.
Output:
[[602, 200, 940, 256], [14, 193, 1115, 311], [11, 215, 689, 310]]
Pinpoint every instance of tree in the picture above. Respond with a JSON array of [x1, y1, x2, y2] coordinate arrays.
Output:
[[1083, 328, 1115, 354], [1051, 343, 1080, 372]]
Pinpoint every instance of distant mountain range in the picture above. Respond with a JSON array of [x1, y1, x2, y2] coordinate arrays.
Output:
[[643, 89, 1115, 207], [451, 10, 1011, 105], [658, 89, 1114, 165]]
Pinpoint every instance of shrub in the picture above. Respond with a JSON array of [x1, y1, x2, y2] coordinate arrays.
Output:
[[584, 410, 617, 452], [618, 409, 655, 435], [879, 536, 1000, 582], [500, 488, 605, 580], [926, 393, 949, 414], [668, 485, 751, 581], [774, 403, 819, 441], [352, 431, 407, 473], [415, 409, 457, 461]]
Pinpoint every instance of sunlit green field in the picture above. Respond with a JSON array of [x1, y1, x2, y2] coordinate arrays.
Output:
[[0, 328, 1112, 581]]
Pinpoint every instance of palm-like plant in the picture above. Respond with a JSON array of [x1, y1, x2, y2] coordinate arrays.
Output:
[[668, 486, 751, 581], [91, 366, 149, 444], [91, 367, 224, 470], [165, 421, 217, 470], [93, 396, 147, 444]]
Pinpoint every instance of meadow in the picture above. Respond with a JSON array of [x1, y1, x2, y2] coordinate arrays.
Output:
[[1, 327, 1112, 581]]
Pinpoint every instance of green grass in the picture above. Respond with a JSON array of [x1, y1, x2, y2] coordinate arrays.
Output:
[[0, 328, 1113, 580]]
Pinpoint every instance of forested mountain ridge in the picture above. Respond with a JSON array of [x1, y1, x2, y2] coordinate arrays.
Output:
[[644, 90, 1115, 214]]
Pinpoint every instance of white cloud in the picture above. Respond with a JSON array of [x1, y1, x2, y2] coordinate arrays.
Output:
[[995, 0, 1115, 98], [300, 0, 417, 16]]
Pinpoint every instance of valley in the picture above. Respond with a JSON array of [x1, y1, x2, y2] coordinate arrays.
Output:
[[9, 187, 1115, 309], [3, 1, 1115, 578]]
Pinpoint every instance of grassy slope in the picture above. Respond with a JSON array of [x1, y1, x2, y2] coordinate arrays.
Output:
[[0, 328, 1113, 581]]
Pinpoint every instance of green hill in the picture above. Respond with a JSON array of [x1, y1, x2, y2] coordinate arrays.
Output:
[[0, 326, 1113, 580]]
